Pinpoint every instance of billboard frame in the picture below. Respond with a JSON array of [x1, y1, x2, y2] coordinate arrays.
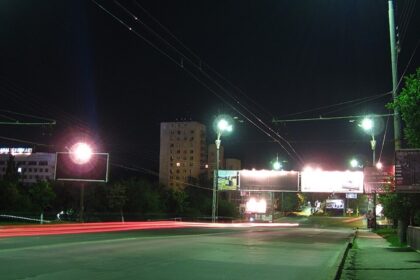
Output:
[[55, 152, 110, 183]]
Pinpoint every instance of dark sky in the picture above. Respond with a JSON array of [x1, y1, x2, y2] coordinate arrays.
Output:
[[0, 0, 419, 175]]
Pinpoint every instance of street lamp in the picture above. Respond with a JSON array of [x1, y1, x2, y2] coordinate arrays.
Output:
[[212, 115, 233, 223], [359, 117, 378, 229], [272, 154, 285, 170], [350, 158, 359, 169], [360, 117, 376, 166], [69, 142, 93, 222]]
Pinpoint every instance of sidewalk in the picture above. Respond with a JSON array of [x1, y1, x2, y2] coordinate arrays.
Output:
[[340, 229, 420, 280]]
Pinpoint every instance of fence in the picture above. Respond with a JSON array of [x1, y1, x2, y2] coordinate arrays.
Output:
[[407, 226, 420, 251]]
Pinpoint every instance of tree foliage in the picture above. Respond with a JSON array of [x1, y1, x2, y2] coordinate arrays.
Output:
[[28, 181, 56, 213], [388, 67, 420, 148]]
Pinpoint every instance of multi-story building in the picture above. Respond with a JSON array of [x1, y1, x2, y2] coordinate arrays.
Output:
[[159, 121, 207, 189], [0, 150, 56, 184], [225, 158, 241, 170]]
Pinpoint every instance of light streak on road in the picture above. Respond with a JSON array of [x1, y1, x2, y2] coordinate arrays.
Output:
[[0, 221, 299, 238]]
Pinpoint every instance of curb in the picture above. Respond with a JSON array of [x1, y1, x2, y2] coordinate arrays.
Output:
[[333, 229, 357, 280]]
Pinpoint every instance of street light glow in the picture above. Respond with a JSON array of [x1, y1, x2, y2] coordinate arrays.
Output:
[[217, 119, 233, 133], [70, 142, 92, 165], [376, 161, 383, 169], [361, 118, 374, 131], [273, 161, 282, 170], [350, 159, 359, 168]]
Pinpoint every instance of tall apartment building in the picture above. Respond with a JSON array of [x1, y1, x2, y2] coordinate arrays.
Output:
[[0, 151, 56, 185], [225, 158, 241, 170], [159, 121, 207, 188]]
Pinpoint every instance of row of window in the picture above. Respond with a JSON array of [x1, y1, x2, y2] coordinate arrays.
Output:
[[0, 160, 49, 166], [169, 129, 196, 135], [169, 169, 193, 174], [0, 167, 50, 173], [21, 175, 51, 180], [170, 148, 195, 154]]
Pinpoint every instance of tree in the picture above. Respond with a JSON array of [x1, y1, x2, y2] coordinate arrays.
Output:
[[388, 67, 420, 148], [3, 154, 19, 182], [107, 182, 127, 222], [385, 68, 420, 241], [28, 181, 56, 222]]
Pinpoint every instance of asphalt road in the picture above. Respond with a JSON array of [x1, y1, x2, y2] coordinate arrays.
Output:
[[0, 222, 353, 280]]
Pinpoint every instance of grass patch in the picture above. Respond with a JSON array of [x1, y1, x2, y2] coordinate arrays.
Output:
[[374, 228, 407, 247]]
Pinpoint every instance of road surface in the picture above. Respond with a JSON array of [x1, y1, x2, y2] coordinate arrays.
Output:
[[0, 221, 353, 280]]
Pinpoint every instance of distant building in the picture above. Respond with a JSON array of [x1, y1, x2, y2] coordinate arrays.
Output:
[[225, 158, 241, 170], [207, 143, 224, 179], [0, 151, 56, 184], [159, 121, 207, 189]]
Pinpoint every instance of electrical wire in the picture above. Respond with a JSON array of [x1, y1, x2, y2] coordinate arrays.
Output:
[[0, 136, 53, 147], [132, 1, 275, 120], [0, 109, 56, 124], [399, 0, 417, 47], [278, 91, 392, 118], [109, 162, 213, 191], [377, 111, 391, 164], [94, 0, 303, 164]]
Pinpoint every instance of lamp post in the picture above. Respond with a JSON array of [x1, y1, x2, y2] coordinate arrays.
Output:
[[69, 142, 93, 222], [360, 117, 377, 229], [212, 116, 233, 223], [360, 118, 376, 166]]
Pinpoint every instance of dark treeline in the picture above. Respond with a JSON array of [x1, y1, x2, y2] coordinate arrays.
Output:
[[0, 157, 238, 223]]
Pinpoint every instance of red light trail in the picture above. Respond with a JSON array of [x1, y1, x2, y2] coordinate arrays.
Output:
[[0, 221, 298, 238]]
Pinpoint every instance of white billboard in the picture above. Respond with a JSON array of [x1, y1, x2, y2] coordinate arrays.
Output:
[[301, 170, 363, 193], [239, 170, 299, 192], [326, 199, 344, 209]]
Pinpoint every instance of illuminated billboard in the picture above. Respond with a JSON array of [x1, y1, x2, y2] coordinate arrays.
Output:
[[217, 170, 239, 190], [364, 166, 395, 193], [239, 170, 299, 192], [301, 171, 363, 193], [0, 147, 32, 155], [245, 198, 267, 213], [55, 152, 109, 182], [325, 199, 344, 209], [395, 149, 420, 193]]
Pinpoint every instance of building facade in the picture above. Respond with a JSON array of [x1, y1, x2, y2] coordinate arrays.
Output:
[[0, 152, 56, 184], [159, 121, 207, 188], [225, 158, 241, 170]]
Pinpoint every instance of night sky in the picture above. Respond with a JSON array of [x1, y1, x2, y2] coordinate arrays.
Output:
[[0, 0, 419, 175]]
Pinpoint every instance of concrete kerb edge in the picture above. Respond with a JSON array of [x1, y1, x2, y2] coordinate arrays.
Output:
[[333, 229, 357, 280]]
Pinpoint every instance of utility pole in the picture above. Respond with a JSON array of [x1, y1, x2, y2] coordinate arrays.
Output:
[[388, 0, 401, 150]]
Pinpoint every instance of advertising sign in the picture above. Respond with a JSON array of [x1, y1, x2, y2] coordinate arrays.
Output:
[[395, 149, 420, 193], [301, 171, 363, 193], [239, 170, 299, 192], [0, 147, 32, 155], [346, 193, 357, 199], [55, 152, 109, 182], [325, 199, 344, 209], [217, 170, 239, 190], [363, 166, 394, 194]]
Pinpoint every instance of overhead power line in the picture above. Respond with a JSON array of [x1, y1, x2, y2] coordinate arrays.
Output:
[[0, 110, 56, 126], [91, 0, 304, 164], [272, 113, 395, 123]]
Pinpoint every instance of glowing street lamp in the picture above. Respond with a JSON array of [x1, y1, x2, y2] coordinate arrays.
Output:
[[69, 142, 93, 222], [69, 142, 93, 165], [359, 117, 378, 229], [212, 115, 233, 223], [272, 154, 283, 170], [359, 117, 376, 166], [273, 161, 282, 171], [350, 159, 359, 168]]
